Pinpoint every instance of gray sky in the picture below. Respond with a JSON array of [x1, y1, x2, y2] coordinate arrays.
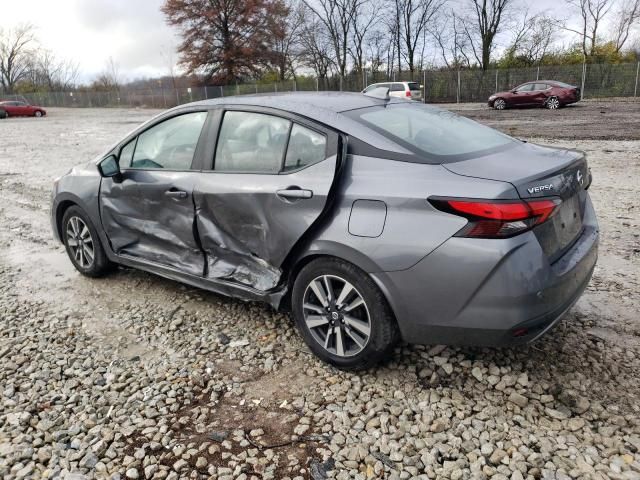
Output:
[[4, 0, 180, 83], [4, 0, 625, 84]]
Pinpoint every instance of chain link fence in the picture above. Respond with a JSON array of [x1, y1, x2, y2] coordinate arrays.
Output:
[[2, 62, 639, 109]]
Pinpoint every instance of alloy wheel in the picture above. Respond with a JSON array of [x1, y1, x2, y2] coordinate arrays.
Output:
[[35, 111, 42, 117], [302, 274, 371, 357], [66, 216, 95, 268], [494, 99, 506, 110], [546, 97, 560, 109]]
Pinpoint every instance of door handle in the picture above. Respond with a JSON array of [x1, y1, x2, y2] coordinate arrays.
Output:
[[276, 187, 313, 200], [165, 189, 188, 199]]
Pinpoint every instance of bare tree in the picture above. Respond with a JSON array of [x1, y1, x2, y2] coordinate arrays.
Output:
[[365, 27, 391, 73], [505, 11, 557, 65], [299, 5, 335, 80], [92, 57, 121, 91], [273, 1, 305, 80], [431, 11, 471, 68], [461, 0, 513, 69], [557, 0, 613, 57], [611, 0, 640, 52], [395, 0, 443, 75], [379, 16, 400, 76], [36, 50, 79, 91], [348, 0, 379, 73], [0, 24, 36, 93], [303, 0, 365, 78]]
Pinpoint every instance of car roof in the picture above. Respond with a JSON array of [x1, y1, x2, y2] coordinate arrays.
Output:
[[371, 81, 415, 85], [189, 91, 409, 124], [521, 80, 569, 85]]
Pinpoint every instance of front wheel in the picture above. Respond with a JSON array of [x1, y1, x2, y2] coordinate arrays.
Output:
[[62, 206, 113, 277], [493, 98, 506, 110], [34, 111, 43, 117], [291, 257, 398, 370]]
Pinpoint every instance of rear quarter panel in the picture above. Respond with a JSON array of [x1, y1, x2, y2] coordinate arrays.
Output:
[[299, 154, 521, 273]]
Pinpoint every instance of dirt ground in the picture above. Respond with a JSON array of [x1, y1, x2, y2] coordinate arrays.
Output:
[[0, 99, 639, 480], [447, 98, 640, 141]]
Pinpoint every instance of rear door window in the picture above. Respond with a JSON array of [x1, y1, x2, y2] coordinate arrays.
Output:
[[283, 124, 327, 172], [515, 84, 534, 92], [214, 111, 290, 173], [390, 83, 405, 92], [534, 83, 549, 91]]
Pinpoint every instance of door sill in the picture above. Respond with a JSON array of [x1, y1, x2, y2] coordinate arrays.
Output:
[[115, 253, 286, 308]]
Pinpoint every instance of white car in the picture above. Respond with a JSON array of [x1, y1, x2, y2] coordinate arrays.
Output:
[[362, 81, 423, 101]]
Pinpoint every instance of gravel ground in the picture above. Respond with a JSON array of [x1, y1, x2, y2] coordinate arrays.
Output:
[[0, 101, 639, 480]]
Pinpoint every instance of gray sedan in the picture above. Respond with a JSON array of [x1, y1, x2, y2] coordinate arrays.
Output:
[[51, 92, 598, 370]]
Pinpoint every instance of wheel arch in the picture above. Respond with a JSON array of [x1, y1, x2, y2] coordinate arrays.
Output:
[[279, 241, 399, 325], [55, 199, 79, 243], [53, 192, 93, 244]]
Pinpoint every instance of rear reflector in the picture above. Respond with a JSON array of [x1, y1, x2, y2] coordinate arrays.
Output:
[[429, 197, 561, 238]]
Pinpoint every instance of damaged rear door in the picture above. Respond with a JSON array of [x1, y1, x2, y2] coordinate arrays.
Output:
[[100, 111, 209, 275], [194, 108, 340, 291]]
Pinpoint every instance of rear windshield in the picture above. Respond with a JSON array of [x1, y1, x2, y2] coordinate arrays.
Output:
[[345, 102, 517, 159], [408, 82, 420, 90]]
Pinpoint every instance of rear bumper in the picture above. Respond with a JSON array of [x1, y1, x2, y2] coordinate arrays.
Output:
[[373, 195, 598, 347]]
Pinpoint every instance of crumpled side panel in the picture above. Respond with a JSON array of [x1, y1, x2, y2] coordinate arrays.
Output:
[[195, 209, 281, 291]]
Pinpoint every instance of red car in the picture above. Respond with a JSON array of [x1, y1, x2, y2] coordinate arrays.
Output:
[[488, 81, 580, 110], [0, 100, 47, 118]]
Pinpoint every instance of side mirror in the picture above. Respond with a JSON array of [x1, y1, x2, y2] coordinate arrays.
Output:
[[98, 155, 122, 182]]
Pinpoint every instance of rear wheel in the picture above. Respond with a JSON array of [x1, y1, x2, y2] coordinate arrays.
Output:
[[291, 257, 398, 370], [493, 98, 506, 110], [546, 96, 560, 109], [62, 206, 113, 277]]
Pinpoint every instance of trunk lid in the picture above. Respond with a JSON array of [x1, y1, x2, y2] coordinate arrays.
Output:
[[443, 142, 590, 261]]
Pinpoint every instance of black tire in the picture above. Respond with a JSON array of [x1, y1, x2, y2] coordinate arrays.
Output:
[[291, 257, 399, 370], [0, 109, 7, 119], [62, 206, 113, 277], [34, 110, 43, 117]]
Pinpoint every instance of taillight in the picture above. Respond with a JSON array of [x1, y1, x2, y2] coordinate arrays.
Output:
[[405, 90, 411, 97], [429, 197, 561, 238]]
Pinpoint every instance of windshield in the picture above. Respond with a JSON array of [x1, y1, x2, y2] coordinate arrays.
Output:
[[346, 102, 517, 159]]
